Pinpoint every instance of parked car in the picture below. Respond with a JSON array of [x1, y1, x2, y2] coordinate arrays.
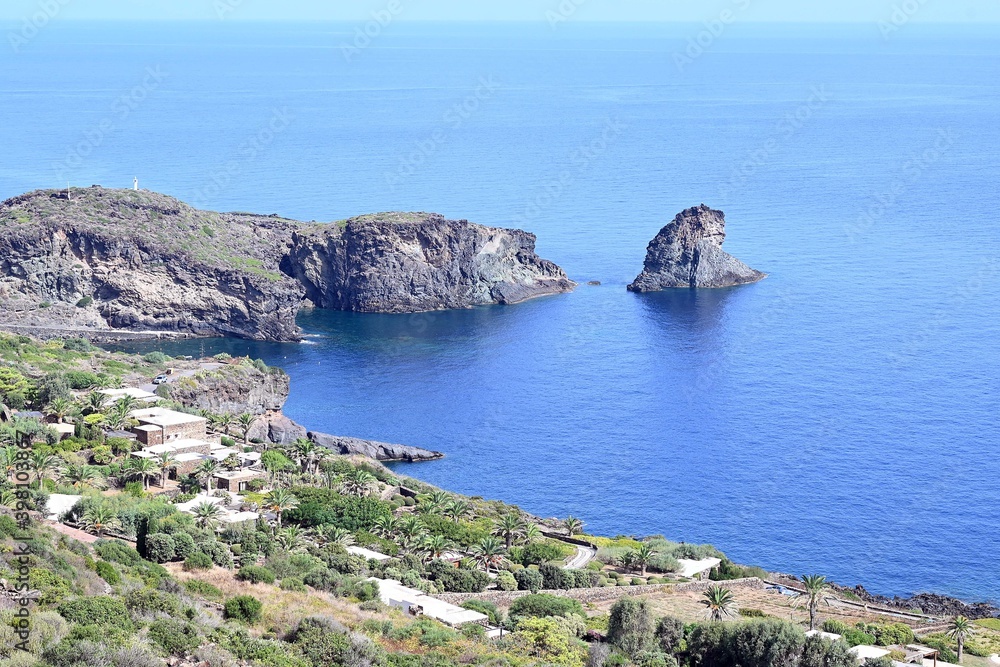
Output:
[[152, 375, 168, 384]]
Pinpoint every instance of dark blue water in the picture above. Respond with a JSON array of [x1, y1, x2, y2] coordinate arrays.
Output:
[[3, 22, 999, 602]]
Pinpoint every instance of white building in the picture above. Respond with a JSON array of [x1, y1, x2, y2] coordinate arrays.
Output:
[[372, 578, 489, 628]]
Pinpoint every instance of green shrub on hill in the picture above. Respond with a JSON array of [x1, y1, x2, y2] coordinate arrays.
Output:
[[509, 594, 584, 620], [224, 595, 263, 624]]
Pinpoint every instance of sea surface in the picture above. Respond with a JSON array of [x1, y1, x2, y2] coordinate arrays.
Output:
[[2, 21, 999, 602]]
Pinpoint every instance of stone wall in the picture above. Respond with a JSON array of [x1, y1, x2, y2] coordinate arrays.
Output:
[[433, 577, 765, 607]]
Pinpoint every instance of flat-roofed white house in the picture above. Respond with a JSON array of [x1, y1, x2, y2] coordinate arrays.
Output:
[[373, 578, 489, 628], [99, 387, 159, 404], [130, 407, 208, 445]]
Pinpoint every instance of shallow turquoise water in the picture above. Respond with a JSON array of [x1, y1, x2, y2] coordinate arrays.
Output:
[[4, 22, 999, 602]]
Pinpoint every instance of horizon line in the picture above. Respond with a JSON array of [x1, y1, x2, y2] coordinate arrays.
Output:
[[2, 18, 999, 25]]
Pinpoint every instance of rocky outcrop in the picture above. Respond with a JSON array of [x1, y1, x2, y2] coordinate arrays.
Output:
[[166, 363, 291, 415], [628, 205, 766, 292], [0, 188, 574, 341], [308, 431, 444, 462], [284, 213, 575, 313]]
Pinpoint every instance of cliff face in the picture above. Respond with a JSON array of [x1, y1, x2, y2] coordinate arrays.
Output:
[[628, 205, 766, 292], [165, 364, 291, 415], [0, 189, 574, 340], [285, 213, 575, 313]]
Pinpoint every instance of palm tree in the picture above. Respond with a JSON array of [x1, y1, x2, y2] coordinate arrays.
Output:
[[316, 525, 354, 548], [373, 514, 399, 539], [215, 412, 235, 437], [276, 526, 307, 552], [471, 536, 507, 573], [948, 616, 972, 663], [421, 534, 454, 561], [293, 438, 318, 473], [701, 585, 737, 622], [195, 459, 220, 492], [236, 413, 257, 447], [154, 452, 178, 487], [113, 395, 139, 415], [444, 499, 471, 523], [63, 464, 106, 490], [398, 515, 426, 541], [124, 457, 158, 490], [0, 445, 19, 481], [341, 468, 377, 497], [31, 451, 63, 486], [630, 543, 657, 577], [263, 488, 299, 529], [46, 396, 74, 423], [80, 504, 122, 537], [193, 502, 222, 530], [492, 514, 525, 550], [521, 522, 542, 544], [564, 515, 584, 536], [798, 575, 829, 631], [418, 490, 451, 514], [84, 391, 109, 414]]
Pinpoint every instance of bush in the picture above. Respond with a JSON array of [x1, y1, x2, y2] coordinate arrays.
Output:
[[281, 577, 306, 592], [64, 370, 100, 389], [144, 533, 176, 563], [95, 561, 120, 585], [224, 595, 263, 624], [822, 619, 851, 635], [608, 597, 654, 659], [519, 540, 572, 565], [237, 565, 276, 584], [0, 514, 18, 537], [75, 296, 94, 308], [148, 618, 201, 656], [221, 435, 236, 448], [57, 596, 132, 629], [739, 608, 767, 618], [125, 587, 180, 616], [540, 563, 572, 590], [427, 559, 490, 593], [515, 567, 544, 592], [143, 352, 171, 364], [184, 579, 223, 599], [460, 599, 501, 625], [172, 531, 196, 560], [183, 552, 214, 571], [842, 628, 876, 647], [655, 616, 685, 655], [496, 570, 517, 591], [510, 593, 584, 620], [95, 540, 142, 566]]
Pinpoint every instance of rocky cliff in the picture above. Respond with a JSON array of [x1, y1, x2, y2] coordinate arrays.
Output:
[[628, 205, 766, 292], [284, 212, 575, 313], [164, 363, 291, 415], [0, 188, 574, 341]]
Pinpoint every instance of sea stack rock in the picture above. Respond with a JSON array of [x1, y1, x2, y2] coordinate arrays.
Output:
[[627, 205, 766, 292]]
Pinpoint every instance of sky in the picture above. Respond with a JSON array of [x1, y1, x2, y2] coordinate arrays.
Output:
[[0, 0, 998, 23]]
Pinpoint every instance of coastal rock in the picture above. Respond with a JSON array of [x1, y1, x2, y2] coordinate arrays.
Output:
[[166, 363, 291, 415], [0, 188, 574, 341], [839, 584, 1000, 620], [284, 212, 575, 313], [308, 431, 444, 462], [264, 413, 308, 445], [627, 205, 766, 292]]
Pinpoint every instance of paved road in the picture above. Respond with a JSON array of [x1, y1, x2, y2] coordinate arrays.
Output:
[[565, 544, 598, 569]]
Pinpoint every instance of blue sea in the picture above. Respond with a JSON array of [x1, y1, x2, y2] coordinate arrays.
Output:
[[2, 21, 998, 602]]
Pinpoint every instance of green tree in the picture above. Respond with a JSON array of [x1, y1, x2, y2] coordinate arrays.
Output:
[[193, 502, 222, 529], [124, 456, 158, 490], [564, 515, 584, 536], [607, 596, 654, 659], [264, 488, 299, 529], [471, 536, 507, 573], [492, 513, 525, 550], [340, 468, 377, 497], [80, 503, 122, 537], [154, 451, 178, 487], [236, 413, 257, 447], [196, 458, 220, 492]]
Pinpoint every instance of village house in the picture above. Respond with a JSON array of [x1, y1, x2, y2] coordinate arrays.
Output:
[[130, 407, 208, 445]]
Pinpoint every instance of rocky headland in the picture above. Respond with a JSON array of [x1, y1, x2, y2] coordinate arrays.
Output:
[[0, 187, 575, 341], [628, 204, 766, 292]]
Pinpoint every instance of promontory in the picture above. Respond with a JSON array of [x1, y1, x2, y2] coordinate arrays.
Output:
[[627, 205, 766, 292], [0, 187, 575, 341]]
